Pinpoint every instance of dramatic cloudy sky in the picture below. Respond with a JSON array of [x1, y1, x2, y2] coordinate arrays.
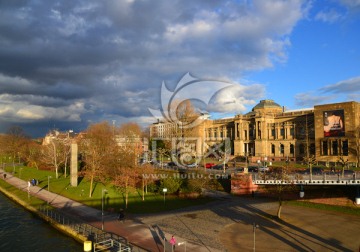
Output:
[[0, 0, 359, 137]]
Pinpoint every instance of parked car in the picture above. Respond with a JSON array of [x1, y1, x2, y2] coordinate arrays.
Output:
[[258, 166, 269, 172], [247, 166, 258, 172], [343, 169, 355, 176], [234, 167, 245, 173], [205, 163, 215, 169], [166, 162, 178, 168], [303, 167, 324, 175], [186, 163, 198, 168], [212, 164, 229, 170]]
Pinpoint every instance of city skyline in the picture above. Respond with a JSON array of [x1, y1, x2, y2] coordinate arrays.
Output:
[[0, 0, 359, 137]]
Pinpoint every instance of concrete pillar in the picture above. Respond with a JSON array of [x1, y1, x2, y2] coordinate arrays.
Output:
[[70, 143, 78, 187]]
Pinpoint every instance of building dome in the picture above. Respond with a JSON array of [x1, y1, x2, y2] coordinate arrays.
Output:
[[252, 99, 282, 112]]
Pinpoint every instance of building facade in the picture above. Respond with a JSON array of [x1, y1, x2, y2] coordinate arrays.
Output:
[[150, 100, 360, 166]]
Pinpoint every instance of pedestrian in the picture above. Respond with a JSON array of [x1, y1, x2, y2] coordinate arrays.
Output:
[[118, 209, 125, 222], [3, 173, 6, 179], [27, 180, 31, 192], [170, 235, 176, 251]]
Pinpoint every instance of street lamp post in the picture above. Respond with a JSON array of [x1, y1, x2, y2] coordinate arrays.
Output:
[[102, 189, 108, 230], [253, 222, 259, 252], [163, 188, 167, 205], [47, 176, 52, 191]]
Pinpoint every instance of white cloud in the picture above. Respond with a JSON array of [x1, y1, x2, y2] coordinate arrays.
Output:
[[320, 76, 360, 94], [294, 76, 360, 107], [0, 94, 85, 122], [208, 84, 265, 113], [315, 9, 343, 23]]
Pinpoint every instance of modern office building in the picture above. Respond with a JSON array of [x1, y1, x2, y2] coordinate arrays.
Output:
[[150, 100, 360, 166]]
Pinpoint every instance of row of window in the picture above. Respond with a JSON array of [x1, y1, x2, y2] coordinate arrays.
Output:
[[268, 139, 349, 156], [270, 143, 316, 155], [322, 140, 348, 156]]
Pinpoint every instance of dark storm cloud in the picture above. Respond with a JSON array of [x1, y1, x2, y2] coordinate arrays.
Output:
[[0, 0, 307, 137]]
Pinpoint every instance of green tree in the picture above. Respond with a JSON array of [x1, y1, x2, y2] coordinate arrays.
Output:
[[160, 175, 182, 194]]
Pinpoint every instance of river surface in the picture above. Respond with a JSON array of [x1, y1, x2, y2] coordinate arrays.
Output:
[[0, 192, 82, 252]]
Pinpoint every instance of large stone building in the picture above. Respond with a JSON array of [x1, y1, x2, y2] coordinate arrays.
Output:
[[150, 100, 360, 167]]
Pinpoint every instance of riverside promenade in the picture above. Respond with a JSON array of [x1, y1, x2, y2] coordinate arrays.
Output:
[[2, 168, 360, 251], [0, 168, 219, 252]]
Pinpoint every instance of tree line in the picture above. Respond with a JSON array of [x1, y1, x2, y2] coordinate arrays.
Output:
[[0, 121, 219, 209]]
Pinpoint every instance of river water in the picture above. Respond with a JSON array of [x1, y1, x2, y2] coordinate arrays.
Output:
[[0, 192, 82, 252]]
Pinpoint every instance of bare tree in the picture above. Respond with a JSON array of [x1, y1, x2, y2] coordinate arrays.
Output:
[[24, 141, 42, 170], [111, 164, 138, 209], [353, 126, 360, 167], [117, 122, 143, 166], [41, 136, 67, 179], [173, 99, 201, 138], [139, 164, 155, 201], [263, 165, 296, 219], [3, 126, 29, 167], [106, 122, 145, 208], [338, 155, 349, 178], [108, 144, 139, 209], [80, 122, 116, 197]]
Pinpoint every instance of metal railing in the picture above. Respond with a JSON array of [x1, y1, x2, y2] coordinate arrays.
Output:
[[93, 239, 131, 252], [252, 172, 360, 185], [38, 205, 133, 251]]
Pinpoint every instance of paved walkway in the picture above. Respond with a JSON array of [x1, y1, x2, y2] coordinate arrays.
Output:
[[0, 169, 218, 252], [2, 168, 360, 252]]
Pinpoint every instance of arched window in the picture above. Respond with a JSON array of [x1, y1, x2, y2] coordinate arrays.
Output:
[[290, 144, 294, 154], [280, 144, 284, 155]]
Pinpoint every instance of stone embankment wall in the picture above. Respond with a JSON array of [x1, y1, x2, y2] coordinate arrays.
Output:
[[0, 183, 88, 244]]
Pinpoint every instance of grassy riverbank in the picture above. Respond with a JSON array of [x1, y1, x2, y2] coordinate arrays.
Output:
[[3, 164, 359, 216], [2, 165, 213, 214]]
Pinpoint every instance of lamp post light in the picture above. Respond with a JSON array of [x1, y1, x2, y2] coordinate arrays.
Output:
[[177, 241, 187, 252], [101, 189, 108, 230], [253, 222, 259, 252], [47, 176, 52, 191], [163, 188, 167, 205]]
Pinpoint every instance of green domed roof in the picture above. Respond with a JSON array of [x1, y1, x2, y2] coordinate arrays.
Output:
[[252, 99, 282, 111]]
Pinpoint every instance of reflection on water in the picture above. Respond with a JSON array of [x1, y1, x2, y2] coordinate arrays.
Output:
[[0, 192, 82, 252]]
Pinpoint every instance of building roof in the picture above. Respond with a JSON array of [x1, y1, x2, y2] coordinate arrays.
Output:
[[252, 99, 282, 111]]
